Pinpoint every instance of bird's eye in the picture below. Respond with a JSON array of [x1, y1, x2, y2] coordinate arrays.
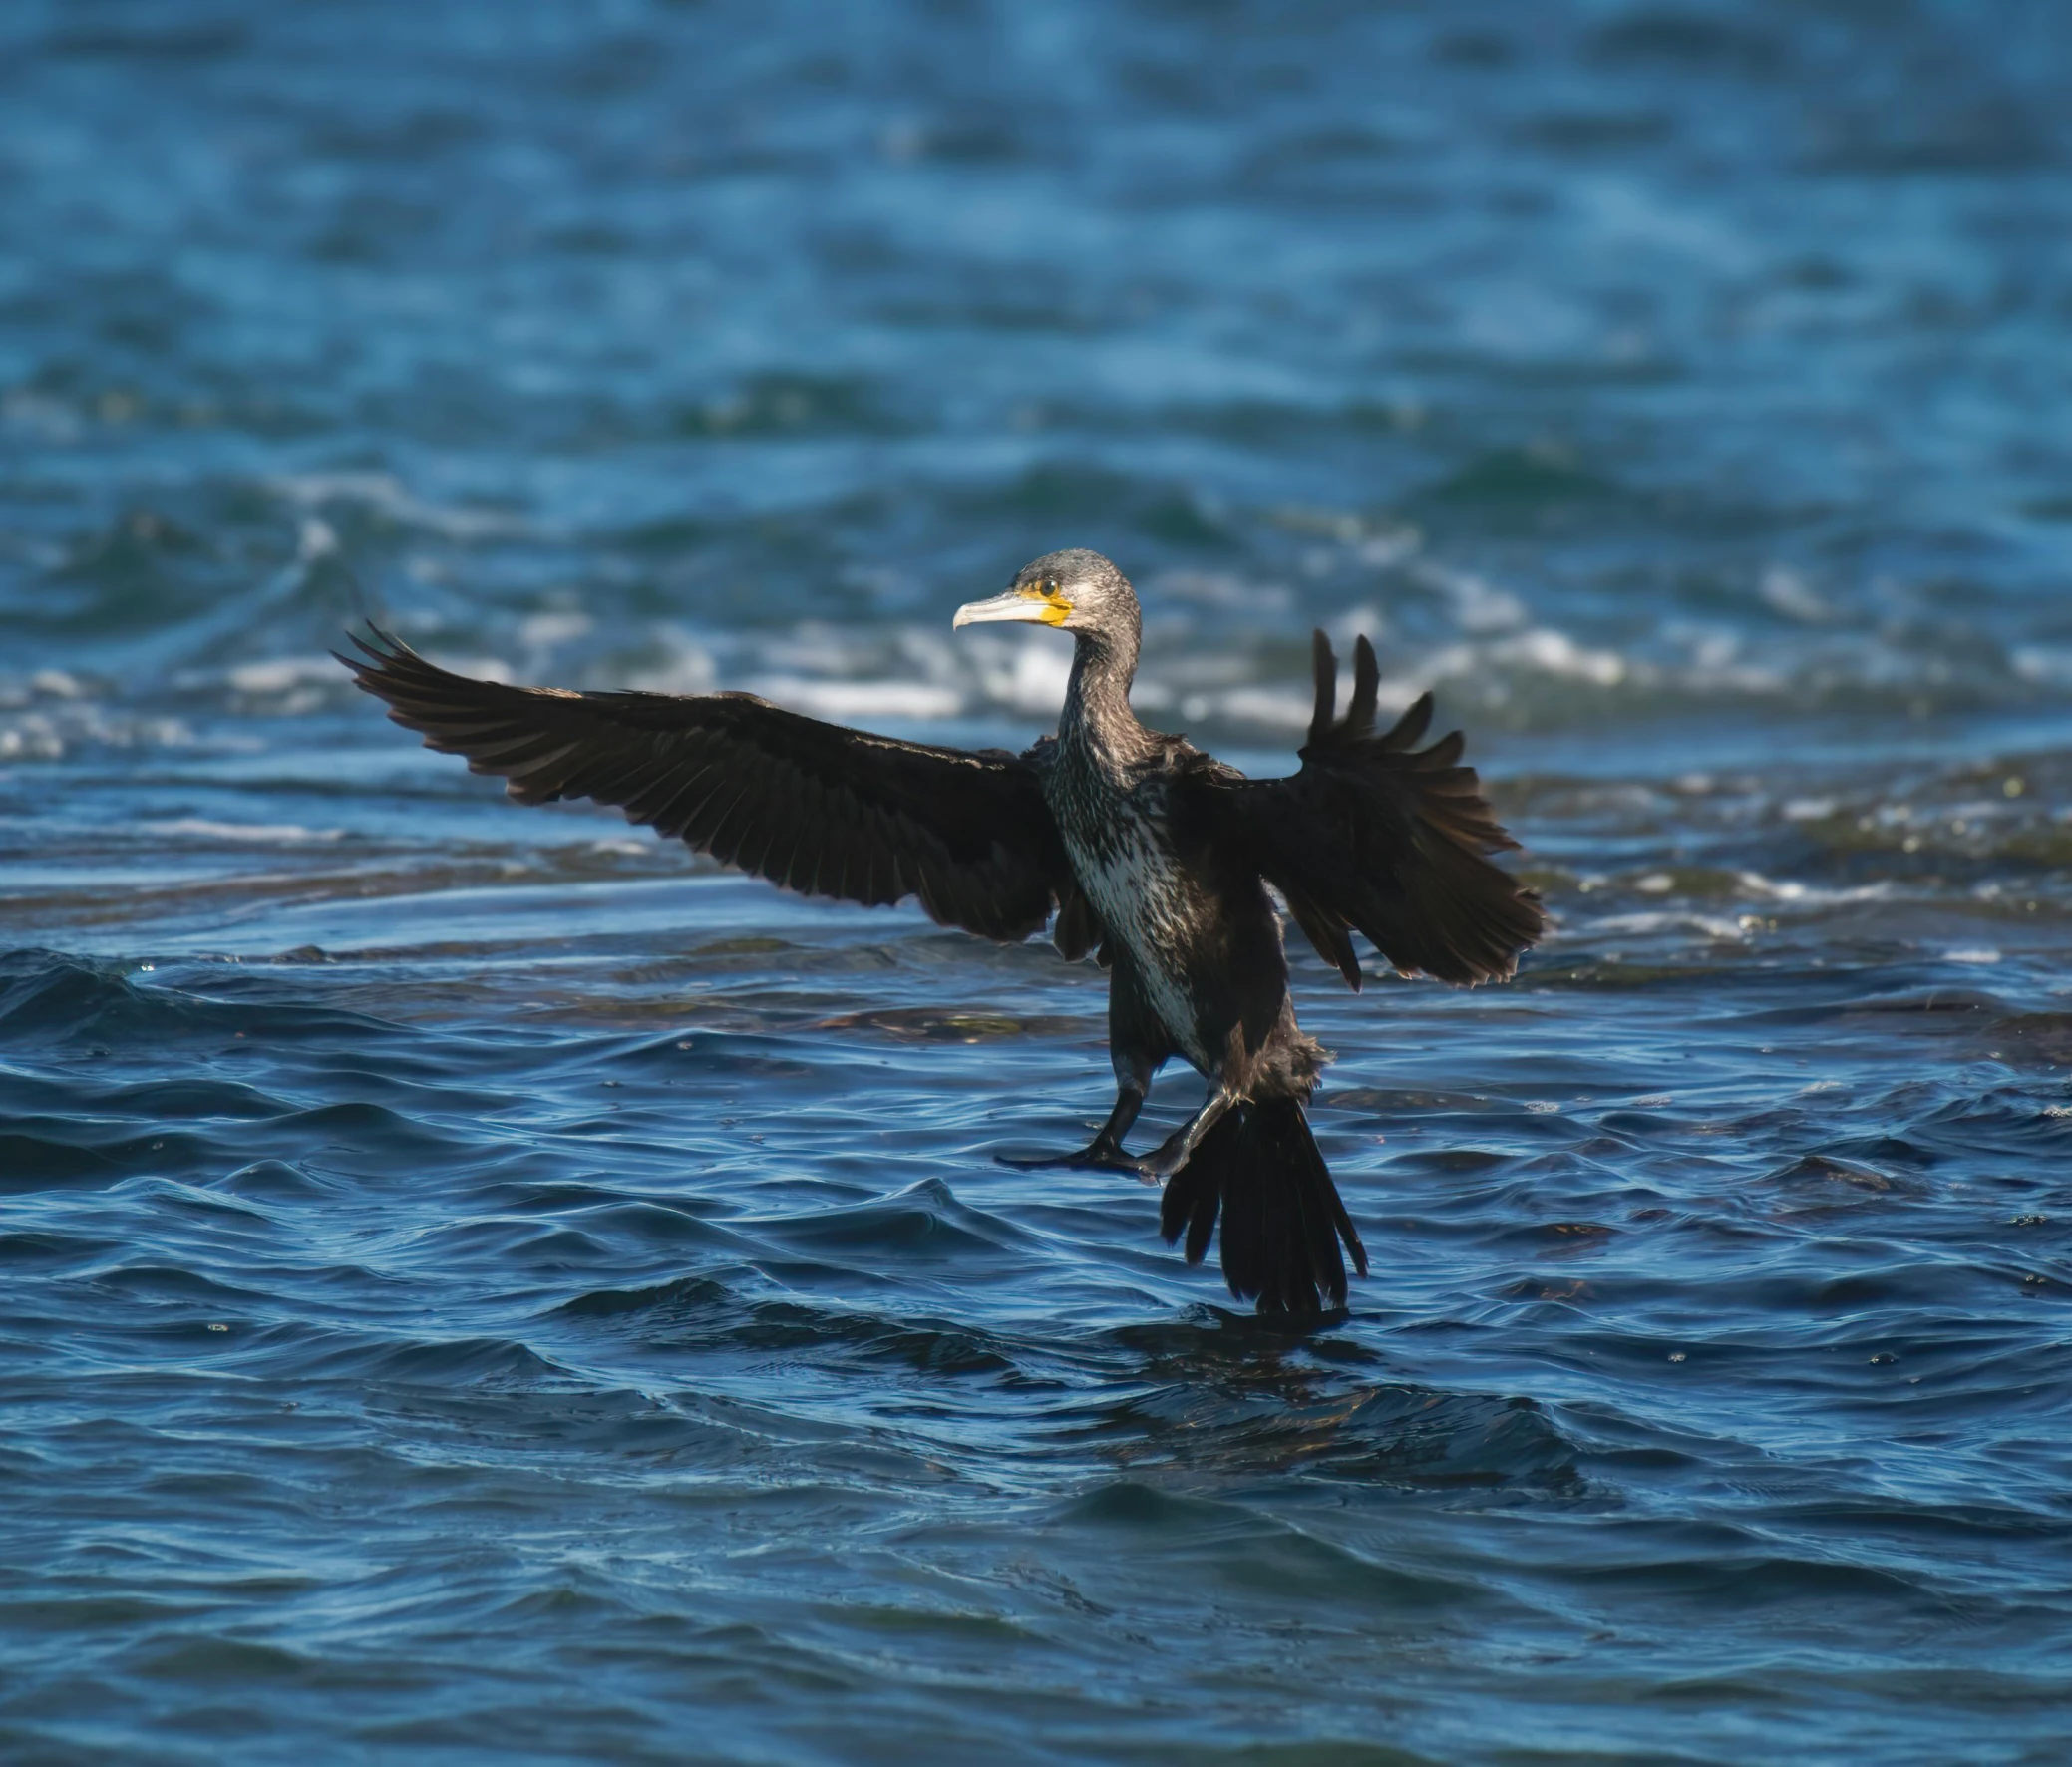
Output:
[[1043, 579, 1059, 597]]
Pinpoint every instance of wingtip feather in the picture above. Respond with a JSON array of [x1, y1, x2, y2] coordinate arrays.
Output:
[[1349, 635, 1380, 732], [1308, 629, 1337, 750]]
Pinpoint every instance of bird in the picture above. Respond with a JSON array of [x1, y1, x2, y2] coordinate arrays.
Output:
[[338, 548, 1543, 1313]]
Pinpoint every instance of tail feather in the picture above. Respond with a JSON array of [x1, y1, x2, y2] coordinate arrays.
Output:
[[1181, 1172, 1219, 1265], [1159, 1097, 1367, 1314]]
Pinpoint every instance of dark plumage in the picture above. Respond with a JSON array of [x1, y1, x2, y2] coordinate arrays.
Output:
[[339, 548, 1543, 1313]]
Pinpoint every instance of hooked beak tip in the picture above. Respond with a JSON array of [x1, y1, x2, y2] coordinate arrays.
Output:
[[954, 591, 1036, 630]]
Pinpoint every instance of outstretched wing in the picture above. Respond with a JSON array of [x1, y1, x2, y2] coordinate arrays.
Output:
[[340, 627, 1070, 942], [1203, 631, 1544, 989]]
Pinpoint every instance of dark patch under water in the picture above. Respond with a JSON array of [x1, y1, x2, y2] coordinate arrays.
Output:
[[4, 1, 2072, 1762]]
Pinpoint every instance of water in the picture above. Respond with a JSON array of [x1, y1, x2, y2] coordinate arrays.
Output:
[[4, 1, 2071, 1760]]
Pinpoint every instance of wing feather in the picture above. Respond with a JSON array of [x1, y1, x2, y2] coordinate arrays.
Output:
[[339, 626, 1069, 942], [1205, 631, 1544, 988]]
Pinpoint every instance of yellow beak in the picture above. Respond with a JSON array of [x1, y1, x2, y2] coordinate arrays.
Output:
[[952, 588, 1070, 629]]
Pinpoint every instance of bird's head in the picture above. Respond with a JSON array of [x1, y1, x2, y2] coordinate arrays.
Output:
[[953, 549, 1139, 641]]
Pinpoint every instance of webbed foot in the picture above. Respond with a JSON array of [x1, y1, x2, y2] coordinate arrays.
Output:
[[994, 1138, 1141, 1176], [1122, 1133, 1193, 1181]]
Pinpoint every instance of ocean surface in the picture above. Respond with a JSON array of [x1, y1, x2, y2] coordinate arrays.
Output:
[[4, 2, 2071, 1761]]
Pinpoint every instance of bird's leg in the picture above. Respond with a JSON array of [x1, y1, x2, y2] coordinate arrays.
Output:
[[994, 1082, 1145, 1172], [1084, 1081, 1146, 1163], [1127, 1085, 1239, 1181]]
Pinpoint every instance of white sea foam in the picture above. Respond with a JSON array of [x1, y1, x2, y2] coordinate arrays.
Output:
[[422, 652, 515, 685], [1759, 566, 1832, 623], [145, 819, 342, 843], [1325, 604, 1387, 649], [1490, 627, 1627, 686], [624, 628, 717, 695], [971, 638, 1073, 717], [1216, 687, 1315, 731], [385, 559, 2071, 748], [228, 657, 343, 695], [1411, 561, 1528, 633], [0, 718, 65, 760], [1355, 528, 1420, 569], [268, 471, 524, 540], [1582, 910, 1749, 941], [519, 613, 593, 648], [1156, 571, 1293, 612], [2013, 646, 2072, 685], [1, 705, 194, 760], [748, 676, 964, 722], [1734, 872, 1894, 905]]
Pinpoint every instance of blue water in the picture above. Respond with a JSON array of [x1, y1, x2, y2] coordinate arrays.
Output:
[[5, 2, 2072, 1761]]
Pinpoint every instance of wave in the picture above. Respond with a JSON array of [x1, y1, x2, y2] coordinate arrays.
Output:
[[0, 951, 395, 1051]]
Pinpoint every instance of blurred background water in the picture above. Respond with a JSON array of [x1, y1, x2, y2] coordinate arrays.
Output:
[[4, 2, 2071, 1761]]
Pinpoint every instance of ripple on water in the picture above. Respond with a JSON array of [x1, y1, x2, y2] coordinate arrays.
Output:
[[7, 0, 2072, 1757]]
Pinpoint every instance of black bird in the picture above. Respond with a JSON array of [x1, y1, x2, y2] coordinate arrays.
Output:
[[339, 549, 1543, 1313]]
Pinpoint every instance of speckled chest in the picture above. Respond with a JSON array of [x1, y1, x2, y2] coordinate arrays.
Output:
[[1043, 740, 1209, 1060]]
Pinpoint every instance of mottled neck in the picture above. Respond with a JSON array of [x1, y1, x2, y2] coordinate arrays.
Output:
[[1060, 626, 1151, 763]]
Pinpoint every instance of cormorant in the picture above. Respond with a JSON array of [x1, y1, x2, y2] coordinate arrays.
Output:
[[340, 549, 1543, 1313]]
